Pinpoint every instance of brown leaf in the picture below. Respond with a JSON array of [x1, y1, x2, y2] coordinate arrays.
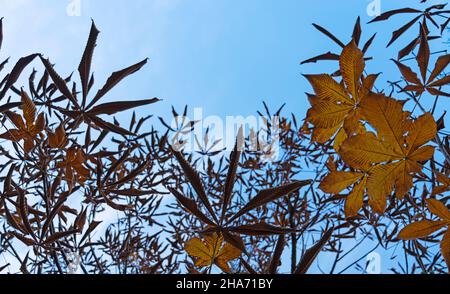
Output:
[[87, 58, 148, 109], [222, 127, 243, 214], [0, 54, 39, 100], [79, 20, 99, 103], [229, 180, 311, 223], [42, 228, 79, 245], [294, 227, 334, 274], [267, 234, 286, 274], [40, 56, 79, 108], [87, 98, 160, 115], [417, 24, 430, 82], [168, 188, 215, 226], [172, 149, 218, 223], [226, 222, 293, 236]]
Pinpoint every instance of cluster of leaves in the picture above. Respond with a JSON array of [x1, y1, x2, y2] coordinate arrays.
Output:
[[0, 0, 449, 274], [301, 2, 450, 273]]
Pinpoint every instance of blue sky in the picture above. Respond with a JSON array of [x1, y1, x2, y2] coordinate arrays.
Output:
[[3, 0, 447, 123], [1, 0, 449, 274]]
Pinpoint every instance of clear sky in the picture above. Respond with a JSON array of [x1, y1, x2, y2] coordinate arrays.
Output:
[[1, 0, 449, 274], [3, 0, 447, 124]]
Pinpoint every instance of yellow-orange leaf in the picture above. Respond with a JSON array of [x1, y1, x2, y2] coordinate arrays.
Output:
[[426, 199, 450, 221], [441, 229, 450, 273], [304, 74, 352, 104], [312, 125, 340, 144], [340, 133, 398, 169], [366, 163, 398, 213], [398, 220, 447, 240], [405, 112, 437, 154], [319, 171, 363, 194], [345, 178, 366, 218], [306, 100, 352, 129], [185, 233, 241, 273], [305, 42, 369, 144], [333, 127, 347, 152], [432, 172, 450, 195], [408, 145, 435, 162], [361, 93, 410, 155], [340, 40, 365, 100]]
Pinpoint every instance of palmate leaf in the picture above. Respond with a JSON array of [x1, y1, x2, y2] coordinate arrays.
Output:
[[302, 18, 376, 65], [368, 4, 450, 47], [172, 130, 311, 238], [393, 23, 450, 97], [184, 233, 241, 273], [360, 93, 410, 155], [327, 91, 437, 214], [305, 41, 374, 146]]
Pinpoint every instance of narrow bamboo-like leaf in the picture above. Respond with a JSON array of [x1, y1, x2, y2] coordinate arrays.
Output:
[[40, 56, 79, 108], [312, 23, 345, 48], [42, 228, 79, 245], [87, 98, 159, 115], [352, 17, 361, 45], [229, 180, 311, 223], [267, 234, 286, 274], [428, 54, 450, 84], [14, 186, 33, 236], [172, 149, 218, 223], [226, 223, 294, 236], [10, 231, 35, 246], [240, 258, 257, 274], [0, 263, 9, 273], [0, 54, 39, 100], [40, 191, 70, 238], [301, 52, 340, 65], [168, 188, 215, 226], [222, 127, 243, 214], [417, 24, 430, 82], [79, 20, 99, 105], [88, 114, 136, 136], [386, 15, 421, 47], [368, 8, 420, 23], [294, 228, 334, 274], [2, 200, 26, 234], [80, 221, 102, 244], [87, 58, 148, 109], [222, 231, 246, 253]]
